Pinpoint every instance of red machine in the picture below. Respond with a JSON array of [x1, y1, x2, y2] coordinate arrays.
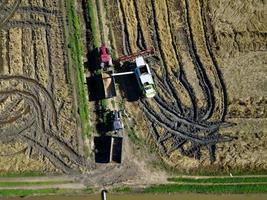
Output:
[[100, 44, 113, 68], [119, 48, 154, 63]]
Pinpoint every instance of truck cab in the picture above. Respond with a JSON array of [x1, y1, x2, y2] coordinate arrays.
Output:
[[108, 110, 124, 132], [99, 45, 113, 70], [134, 57, 156, 98]]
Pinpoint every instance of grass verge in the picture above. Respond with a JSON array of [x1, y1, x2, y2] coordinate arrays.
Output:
[[86, 0, 101, 47], [0, 188, 93, 197], [0, 189, 60, 197], [144, 184, 267, 194], [112, 187, 132, 193], [65, 0, 91, 137], [0, 181, 73, 187], [168, 177, 267, 184], [127, 127, 141, 145], [0, 171, 45, 178]]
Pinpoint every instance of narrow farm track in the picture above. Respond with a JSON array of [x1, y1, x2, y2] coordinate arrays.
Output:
[[109, 0, 235, 163]]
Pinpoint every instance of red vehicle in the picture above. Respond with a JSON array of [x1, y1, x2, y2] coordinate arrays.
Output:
[[100, 44, 113, 69], [118, 48, 154, 63]]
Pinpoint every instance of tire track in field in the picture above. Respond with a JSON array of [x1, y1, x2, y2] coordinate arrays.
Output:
[[164, 0, 198, 120], [0, 75, 86, 172], [20, 132, 75, 174], [18, 6, 59, 16], [42, 0, 55, 100], [117, 0, 132, 55], [0, 0, 84, 172], [182, 0, 215, 121], [113, 0, 235, 161], [198, 0, 228, 121], [0, 0, 21, 29]]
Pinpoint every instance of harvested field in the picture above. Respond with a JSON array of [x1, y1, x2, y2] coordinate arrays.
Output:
[[0, 0, 87, 174], [106, 0, 267, 173], [0, 0, 266, 184]]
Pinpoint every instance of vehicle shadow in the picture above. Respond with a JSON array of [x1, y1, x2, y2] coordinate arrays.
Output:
[[114, 61, 141, 102]]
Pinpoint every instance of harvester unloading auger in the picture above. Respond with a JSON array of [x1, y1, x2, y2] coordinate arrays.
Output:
[[100, 45, 156, 98]]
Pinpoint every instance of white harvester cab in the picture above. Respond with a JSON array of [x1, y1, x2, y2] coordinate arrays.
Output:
[[134, 56, 156, 98]]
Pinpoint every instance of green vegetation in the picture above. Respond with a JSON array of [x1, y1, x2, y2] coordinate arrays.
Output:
[[0, 181, 73, 187], [168, 177, 267, 184], [112, 187, 132, 193], [0, 171, 45, 178], [86, 0, 101, 47], [100, 99, 109, 125], [111, 99, 116, 108], [0, 189, 60, 197], [146, 175, 267, 194], [144, 184, 267, 194], [193, 168, 267, 176], [65, 0, 91, 137], [82, 187, 94, 193], [159, 164, 267, 177], [0, 188, 93, 197], [100, 99, 108, 109], [127, 127, 141, 145]]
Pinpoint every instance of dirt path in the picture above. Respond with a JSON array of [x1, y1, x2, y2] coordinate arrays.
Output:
[[1, 174, 267, 190]]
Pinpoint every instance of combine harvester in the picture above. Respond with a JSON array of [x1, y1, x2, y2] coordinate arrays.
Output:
[[119, 48, 154, 63], [94, 47, 156, 164], [99, 46, 156, 98], [113, 48, 157, 98]]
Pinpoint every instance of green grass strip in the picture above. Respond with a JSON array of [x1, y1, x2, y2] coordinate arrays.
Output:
[[145, 184, 267, 194], [0, 181, 73, 187], [168, 177, 267, 184], [65, 0, 91, 137], [0, 188, 93, 197], [86, 0, 101, 47], [112, 187, 132, 193], [0, 188, 59, 197], [0, 171, 45, 178]]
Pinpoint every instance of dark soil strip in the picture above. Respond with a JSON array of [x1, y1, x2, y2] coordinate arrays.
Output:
[[17, 6, 59, 16], [0, 0, 21, 29], [183, 0, 215, 121], [164, 0, 197, 120], [150, 0, 184, 114], [20, 133, 75, 174], [199, 0, 228, 121], [132, 0, 146, 50], [117, 0, 132, 54]]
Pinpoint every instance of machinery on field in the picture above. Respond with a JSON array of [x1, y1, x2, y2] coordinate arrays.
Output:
[[112, 48, 157, 98], [108, 110, 124, 132], [94, 47, 156, 164], [118, 48, 154, 63], [98, 46, 156, 98], [99, 44, 113, 69], [134, 56, 156, 98]]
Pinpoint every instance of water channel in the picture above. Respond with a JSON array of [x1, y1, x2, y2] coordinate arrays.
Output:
[[2, 193, 267, 200]]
